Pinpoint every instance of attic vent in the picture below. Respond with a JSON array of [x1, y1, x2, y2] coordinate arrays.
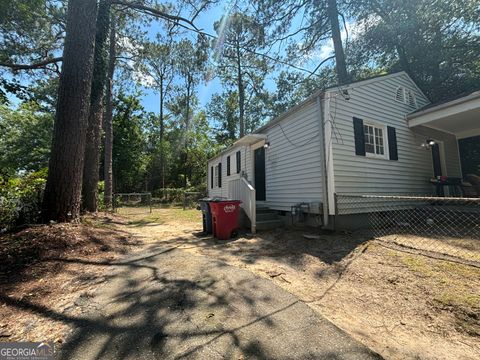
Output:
[[395, 87, 404, 103], [395, 86, 417, 108], [407, 90, 417, 108]]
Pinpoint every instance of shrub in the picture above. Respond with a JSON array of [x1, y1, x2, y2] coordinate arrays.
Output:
[[152, 188, 185, 204], [97, 180, 105, 210], [0, 169, 47, 230]]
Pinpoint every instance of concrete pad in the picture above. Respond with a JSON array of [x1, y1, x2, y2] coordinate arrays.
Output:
[[59, 246, 382, 359]]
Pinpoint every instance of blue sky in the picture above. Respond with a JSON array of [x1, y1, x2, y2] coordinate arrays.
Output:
[[137, 2, 340, 115], [139, 4, 226, 114], [6, 1, 341, 115]]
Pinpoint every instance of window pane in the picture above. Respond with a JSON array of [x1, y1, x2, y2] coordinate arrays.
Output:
[[236, 151, 241, 173], [364, 125, 375, 153], [374, 127, 384, 155]]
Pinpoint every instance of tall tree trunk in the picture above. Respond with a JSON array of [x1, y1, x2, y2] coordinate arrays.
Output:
[[104, 15, 116, 209], [326, 0, 349, 85], [83, 0, 111, 212], [42, 0, 98, 222], [184, 80, 191, 189], [159, 78, 164, 190], [159, 78, 165, 141], [236, 42, 245, 138], [396, 44, 411, 75]]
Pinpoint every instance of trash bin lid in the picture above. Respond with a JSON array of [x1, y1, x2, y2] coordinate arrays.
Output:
[[199, 197, 214, 202], [210, 198, 241, 202]]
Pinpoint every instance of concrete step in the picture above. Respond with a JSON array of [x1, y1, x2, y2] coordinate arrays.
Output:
[[256, 219, 284, 231], [256, 207, 277, 214], [256, 212, 278, 221]]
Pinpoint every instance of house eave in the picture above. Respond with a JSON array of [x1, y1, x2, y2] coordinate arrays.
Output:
[[406, 91, 480, 139], [233, 134, 266, 146]]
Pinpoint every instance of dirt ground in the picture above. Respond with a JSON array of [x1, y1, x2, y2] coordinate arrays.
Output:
[[0, 213, 143, 344], [1, 207, 479, 360], [119, 207, 480, 360]]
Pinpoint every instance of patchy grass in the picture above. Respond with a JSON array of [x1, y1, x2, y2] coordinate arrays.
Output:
[[401, 254, 432, 275], [127, 216, 166, 227], [118, 207, 200, 226], [391, 250, 480, 339], [165, 208, 201, 222]]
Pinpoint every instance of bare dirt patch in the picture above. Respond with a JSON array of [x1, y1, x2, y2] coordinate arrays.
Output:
[[119, 207, 480, 360], [0, 213, 143, 343], [2, 207, 478, 360]]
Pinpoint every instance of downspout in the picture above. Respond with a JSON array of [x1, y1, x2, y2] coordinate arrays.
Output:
[[316, 94, 330, 228]]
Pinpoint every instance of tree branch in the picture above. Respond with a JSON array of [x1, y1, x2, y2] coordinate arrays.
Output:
[[112, 0, 200, 30], [0, 57, 63, 71]]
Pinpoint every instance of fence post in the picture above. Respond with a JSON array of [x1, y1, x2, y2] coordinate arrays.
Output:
[[183, 192, 186, 211]]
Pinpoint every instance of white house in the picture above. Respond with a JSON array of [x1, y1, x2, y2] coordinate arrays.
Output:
[[207, 72, 479, 232]]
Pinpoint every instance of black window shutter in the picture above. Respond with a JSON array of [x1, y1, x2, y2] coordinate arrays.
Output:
[[387, 126, 398, 161], [210, 167, 214, 189], [227, 156, 231, 176], [218, 162, 222, 187], [353, 117, 366, 156], [236, 151, 241, 173]]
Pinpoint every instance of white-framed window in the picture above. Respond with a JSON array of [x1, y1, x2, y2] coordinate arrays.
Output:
[[395, 87, 417, 108], [364, 123, 387, 158]]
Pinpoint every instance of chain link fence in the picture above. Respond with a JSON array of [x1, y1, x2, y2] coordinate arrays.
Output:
[[336, 194, 480, 265], [113, 193, 152, 215], [182, 192, 204, 210]]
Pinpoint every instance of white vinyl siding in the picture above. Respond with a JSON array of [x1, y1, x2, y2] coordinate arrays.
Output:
[[207, 72, 462, 218], [261, 98, 324, 212], [327, 73, 462, 214], [208, 97, 324, 212], [409, 125, 462, 177], [207, 145, 249, 199]]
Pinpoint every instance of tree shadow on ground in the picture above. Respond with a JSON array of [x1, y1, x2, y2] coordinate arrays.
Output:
[[0, 245, 381, 359], [152, 226, 371, 270], [0, 223, 141, 291]]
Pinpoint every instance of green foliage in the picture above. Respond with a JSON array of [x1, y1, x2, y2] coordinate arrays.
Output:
[[0, 0, 65, 79], [207, 91, 239, 145], [0, 168, 47, 229], [152, 188, 186, 204], [162, 107, 217, 188], [210, 11, 271, 138], [97, 180, 105, 210], [112, 92, 148, 192], [0, 102, 53, 176], [348, 0, 480, 101]]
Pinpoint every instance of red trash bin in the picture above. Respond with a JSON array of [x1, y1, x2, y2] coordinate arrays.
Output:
[[209, 200, 242, 240]]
